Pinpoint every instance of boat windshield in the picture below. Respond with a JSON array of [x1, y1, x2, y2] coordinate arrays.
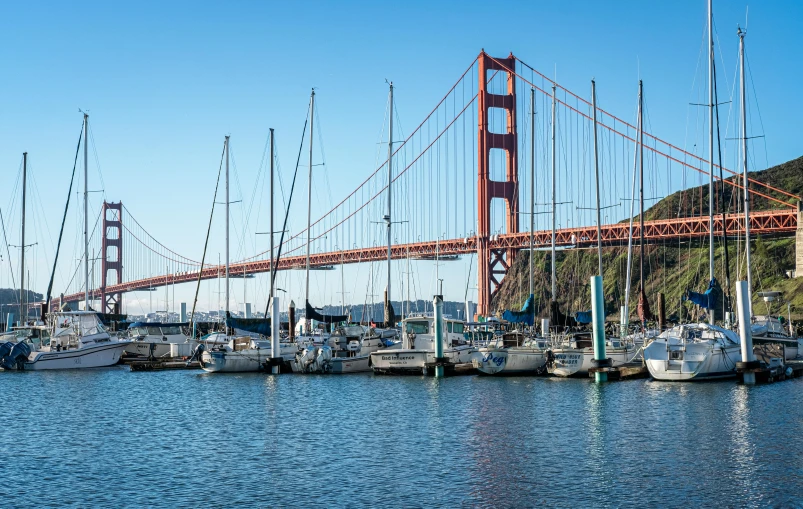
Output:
[[406, 321, 429, 334], [162, 326, 182, 335], [343, 325, 366, 336], [55, 314, 106, 337], [447, 322, 464, 334], [147, 326, 163, 336], [131, 327, 150, 336]]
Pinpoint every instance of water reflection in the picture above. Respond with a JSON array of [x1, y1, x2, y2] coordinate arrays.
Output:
[[1, 370, 802, 506]]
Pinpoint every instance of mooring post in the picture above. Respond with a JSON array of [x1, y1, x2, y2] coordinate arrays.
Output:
[[541, 318, 550, 338], [271, 296, 280, 374], [180, 302, 187, 323], [619, 305, 628, 340], [434, 294, 444, 378], [736, 280, 756, 385], [591, 275, 608, 382], [6, 313, 13, 332]]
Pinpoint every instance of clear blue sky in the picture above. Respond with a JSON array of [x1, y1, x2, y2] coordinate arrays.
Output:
[[0, 0, 800, 316]]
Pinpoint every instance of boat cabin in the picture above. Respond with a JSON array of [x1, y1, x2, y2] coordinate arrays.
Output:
[[403, 316, 467, 350]]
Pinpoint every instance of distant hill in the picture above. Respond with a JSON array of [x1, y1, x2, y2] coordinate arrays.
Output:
[[492, 156, 803, 320], [0, 288, 44, 321]]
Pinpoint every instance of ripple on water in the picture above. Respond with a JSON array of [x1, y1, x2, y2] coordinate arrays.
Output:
[[2, 368, 803, 507]]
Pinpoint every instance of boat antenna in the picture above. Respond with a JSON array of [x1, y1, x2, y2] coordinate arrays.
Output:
[[263, 102, 310, 318], [189, 139, 227, 332], [44, 123, 82, 317], [304, 89, 315, 332]]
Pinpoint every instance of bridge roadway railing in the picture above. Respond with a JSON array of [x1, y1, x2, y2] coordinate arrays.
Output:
[[49, 208, 796, 308]]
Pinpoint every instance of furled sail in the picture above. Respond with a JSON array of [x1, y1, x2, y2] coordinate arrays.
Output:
[[226, 312, 271, 336], [502, 294, 535, 325], [685, 278, 722, 320], [550, 300, 577, 328], [637, 284, 654, 323], [305, 300, 348, 325]]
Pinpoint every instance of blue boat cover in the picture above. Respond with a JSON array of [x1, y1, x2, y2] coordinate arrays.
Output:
[[574, 311, 593, 324], [502, 294, 535, 326], [686, 278, 719, 310], [226, 313, 271, 336]]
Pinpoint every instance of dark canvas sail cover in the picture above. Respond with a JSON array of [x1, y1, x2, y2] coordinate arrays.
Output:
[[305, 300, 348, 325], [637, 285, 653, 323], [383, 298, 396, 328], [686, 278, 722, 320], [550, 300, 577, 328], [502, 294, 535, 325], [226, 312, 271, 336]]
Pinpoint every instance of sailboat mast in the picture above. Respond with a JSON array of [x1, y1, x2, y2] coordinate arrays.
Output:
[[739, 27, 752, 315], [386, 82, 393, 312], [269, 128, 275, 300], [529, 87, 535, 299], [638, 81, 645, 298], [591, 80, 603, 277], [20, 152, 27, 324], [225, 136, 230, 328], [550, 85, 557, 301], [305, 90, 315, 325], [707, 0, 715, 294], [623, 83, 641, 327], [83, 113, 89, 311]]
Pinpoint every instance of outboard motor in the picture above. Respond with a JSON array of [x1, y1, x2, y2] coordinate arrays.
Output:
[[297, 347, 318, 372], [1, 342, 31, 370], [0, 342, 14, 362], [187, 343, 206, 366], [315, 345, 333, 373]]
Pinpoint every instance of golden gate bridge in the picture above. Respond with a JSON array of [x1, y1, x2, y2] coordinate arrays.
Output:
[[46, 52, 800, 318]]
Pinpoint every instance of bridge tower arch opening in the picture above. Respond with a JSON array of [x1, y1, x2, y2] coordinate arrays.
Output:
[[101, 201, 123, 314], [477, 51, 519, 317]]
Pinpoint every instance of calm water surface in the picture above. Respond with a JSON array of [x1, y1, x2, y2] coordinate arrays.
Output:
[[2, 368, 803, 508]]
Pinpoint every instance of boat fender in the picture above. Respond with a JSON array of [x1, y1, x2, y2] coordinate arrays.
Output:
[[786, 366, 793, 377]]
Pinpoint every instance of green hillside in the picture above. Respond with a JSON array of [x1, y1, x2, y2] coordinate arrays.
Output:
[[491, 156, 803, 321]]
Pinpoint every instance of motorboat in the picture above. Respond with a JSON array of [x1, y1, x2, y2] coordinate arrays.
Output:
[[643, 323, 742, 381], [124, 322, 192, 359], [471, 331, 549, 375], [24, 312, 131, 370], [370, 315, 474, 375], [292, 324, 394, 374]]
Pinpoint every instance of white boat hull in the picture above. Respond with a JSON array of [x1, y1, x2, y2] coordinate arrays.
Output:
[[644, 343, 741, 381], [330, 356, 370, 374], [370, 346, 475, 375], [201, 344, 297, 373], [26, 342, 129, 370], [548, 347, 635, 377], [471, 348, 546, 375], [125, 342, 174, 359]]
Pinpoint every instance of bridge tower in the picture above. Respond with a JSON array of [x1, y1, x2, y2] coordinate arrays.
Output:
[[101, 201, 123, 314], [477, 51, 519, 317]]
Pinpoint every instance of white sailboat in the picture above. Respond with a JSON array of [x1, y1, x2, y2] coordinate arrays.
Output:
[[645, 0, 747, 381], [473, 87, 548, 376], [199, 134, 295, 373], [294, 84, 399, 374], [542, 83, 637, 377], [643, 323, 741, 380]]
